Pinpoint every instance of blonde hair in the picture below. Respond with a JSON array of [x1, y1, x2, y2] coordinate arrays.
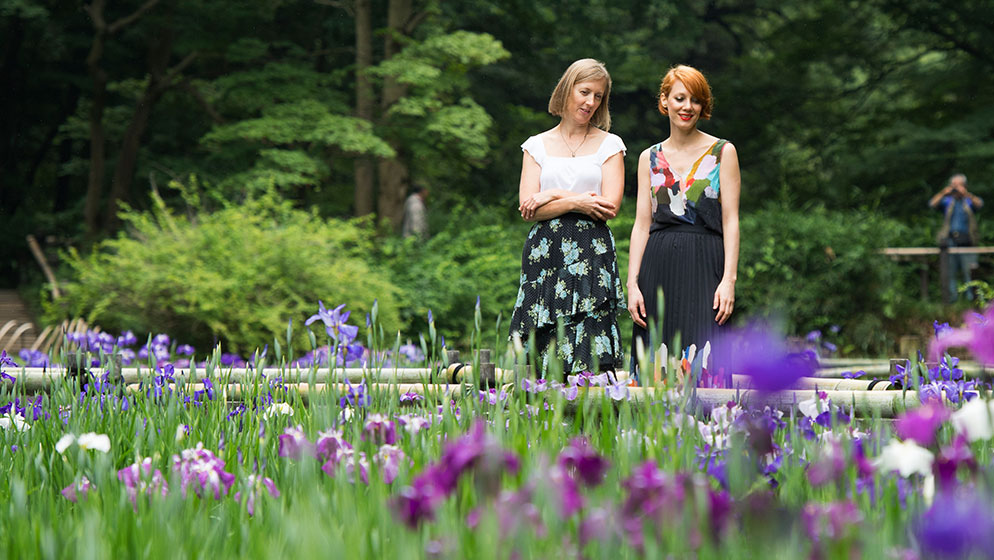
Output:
[[548, 59, 612, 131], [658, 64, 713, 120]]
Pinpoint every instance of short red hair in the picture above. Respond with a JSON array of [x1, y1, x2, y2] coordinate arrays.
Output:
[[658, 65, 713, 120]]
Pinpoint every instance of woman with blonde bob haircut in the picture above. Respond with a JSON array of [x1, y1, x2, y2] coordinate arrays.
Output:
[[627, 64, 741, 387], [509, 58, 628, 375]]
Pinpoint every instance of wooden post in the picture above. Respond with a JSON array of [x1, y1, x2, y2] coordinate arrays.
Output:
[[939, 245, 950, 304]]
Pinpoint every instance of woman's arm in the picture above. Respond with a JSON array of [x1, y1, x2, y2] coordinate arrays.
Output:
[[527, 151, 625, 222], [600, 151, 624, 212], [627, 149, 652, 328], [714, 143, 740, 326]]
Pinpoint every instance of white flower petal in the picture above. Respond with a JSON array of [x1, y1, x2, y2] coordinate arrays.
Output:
[[56, 434, 76, 454], [873, 439, 934, 478], [77, 432, 111, 453]]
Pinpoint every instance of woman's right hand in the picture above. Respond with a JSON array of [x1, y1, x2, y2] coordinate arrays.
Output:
[[574, 193, 617, 221], [628, 284, 647, 328]]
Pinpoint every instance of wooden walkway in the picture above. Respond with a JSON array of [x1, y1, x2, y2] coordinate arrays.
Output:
[[880, 246, 994, 303]]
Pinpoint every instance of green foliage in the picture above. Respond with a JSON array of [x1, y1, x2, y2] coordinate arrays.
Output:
[[383, 201, 528, 346], [736, 205, 917, 354], [54, 190, 402, 353]]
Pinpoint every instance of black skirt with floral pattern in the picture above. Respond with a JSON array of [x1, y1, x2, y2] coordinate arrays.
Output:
[[509, 213, 626, 375]]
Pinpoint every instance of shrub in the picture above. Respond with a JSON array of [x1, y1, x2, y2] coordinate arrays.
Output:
[[736, 204, 917, 354], [54, 192, 402, 354]]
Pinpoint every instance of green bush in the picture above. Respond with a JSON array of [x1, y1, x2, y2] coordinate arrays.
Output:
[[736, 204, 918, 354], [384, 201, 529, 348], [54, 192, 402, 354]]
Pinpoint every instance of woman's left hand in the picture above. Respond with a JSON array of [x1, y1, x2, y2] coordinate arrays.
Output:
[[519, 191, 553, 220], [713, 280, 735, 325]]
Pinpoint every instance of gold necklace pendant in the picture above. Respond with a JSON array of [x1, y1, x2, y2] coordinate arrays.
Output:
[[560, 125, 589, 157]]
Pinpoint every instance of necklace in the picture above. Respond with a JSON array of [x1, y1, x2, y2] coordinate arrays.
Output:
[[559, 125, 590, 157]]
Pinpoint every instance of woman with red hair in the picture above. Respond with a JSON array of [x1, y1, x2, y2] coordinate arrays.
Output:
[[626, 65, 741, 385]]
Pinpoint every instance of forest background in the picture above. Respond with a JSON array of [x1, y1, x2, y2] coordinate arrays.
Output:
[[2, 0, 992, 357]]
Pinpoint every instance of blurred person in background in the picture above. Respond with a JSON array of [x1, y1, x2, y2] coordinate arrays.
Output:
[[930, 173, 983, 301]]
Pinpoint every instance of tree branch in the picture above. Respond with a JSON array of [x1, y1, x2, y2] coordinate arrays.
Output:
[[180, 79, 224, 123], [108, 0, 162, 34], [314, 0, 353, 16]]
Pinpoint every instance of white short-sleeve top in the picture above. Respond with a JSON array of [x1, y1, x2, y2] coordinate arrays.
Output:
[[521, 132, 626, 195]]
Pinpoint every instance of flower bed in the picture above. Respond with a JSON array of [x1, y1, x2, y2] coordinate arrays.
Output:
[[1, 304, 992, 558]]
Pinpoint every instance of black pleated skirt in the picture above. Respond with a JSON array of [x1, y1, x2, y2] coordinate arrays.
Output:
[[631, 225, 725, 371], [509, 213, 626, 375]]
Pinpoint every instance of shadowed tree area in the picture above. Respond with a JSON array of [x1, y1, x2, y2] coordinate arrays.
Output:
[[2, 0, 992, 353]]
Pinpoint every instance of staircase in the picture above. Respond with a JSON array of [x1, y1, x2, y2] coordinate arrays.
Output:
[[0, 290, 37, 355]]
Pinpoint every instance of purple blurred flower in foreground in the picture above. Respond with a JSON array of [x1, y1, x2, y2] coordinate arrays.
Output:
[[558, 438, 610, 487], [278, 425, 315, 459], [234, 474, 280, 516], [712, 324, 814, 393], [619, 461, 688, 553], [171, 443, 236, 499], [916, 489, 994, 558], [306, 301, 359, 345], [118, 457, 168, 506], [392, 420, 519, 528], [802, 501, 862, 549], [894, 402, 950, 447], [61, 476, 93, 503], [934, 435, 977, 490], [930, 305, 994, 365]]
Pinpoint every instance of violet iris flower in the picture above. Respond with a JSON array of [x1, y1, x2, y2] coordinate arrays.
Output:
[[916, 489, 994, 558], [930, 305, 994, 365], [1, 350, 15, 384], [712, 324, 814, 393], [340, 379, 370, 409], [61, 477, 93, 503], [362, 414, 397, 445], [117, 330, 137, 347], [374, 444, 409, 484], [278, 425, 316, 459], [171, 443, 236, 499], [118, 457, 168, 506], [558, 438, 610, 487], [933, 435, 977, 490], [18, 349, 49, 368], [894, 402, 950, 446], [306, 301, 359, 345]]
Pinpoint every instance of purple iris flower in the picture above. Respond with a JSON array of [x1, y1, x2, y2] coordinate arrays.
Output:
[[894, 402, 950, 446], [18, 349, 49, 368], [930, 304, 994, 365], [619, 461, 687, 553], [806, 330, 822, 343], [171, 443, 236, 499], [177, 344, 195, 356], [61, 477, 93, 503], [1, 350, 15, 384], [362, 414, 397, 445], [713, 324, 815, 393], [933, 320, 952, 339], [521, 378, 549, 394], [841, 369, 865, 379], [340, 379, 370, 409], [152, 333, 170, 346], [397, 343, 425, 364], [916, 489, 994, 558], [117, 330, 137, 347], [316, 428, 352, 462], [374, 444, 409, 484], [400, 391, 425, 405], [934, 434, 977, 491], [558, 438, 610, 487], [306, 301, 359, 345], [278, 425, 315, 459], [118, 457, 168, 506]]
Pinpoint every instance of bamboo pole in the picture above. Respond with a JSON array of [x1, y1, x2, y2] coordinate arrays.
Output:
[[114, 381, 917, 417]]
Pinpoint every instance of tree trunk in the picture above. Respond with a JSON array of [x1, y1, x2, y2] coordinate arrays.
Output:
[[353, 0, 375, 217], [84, 0, 110, 237], [377, 0, 413, 230], [103, 32, 196, 231], [82, 0, 161, 237]]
